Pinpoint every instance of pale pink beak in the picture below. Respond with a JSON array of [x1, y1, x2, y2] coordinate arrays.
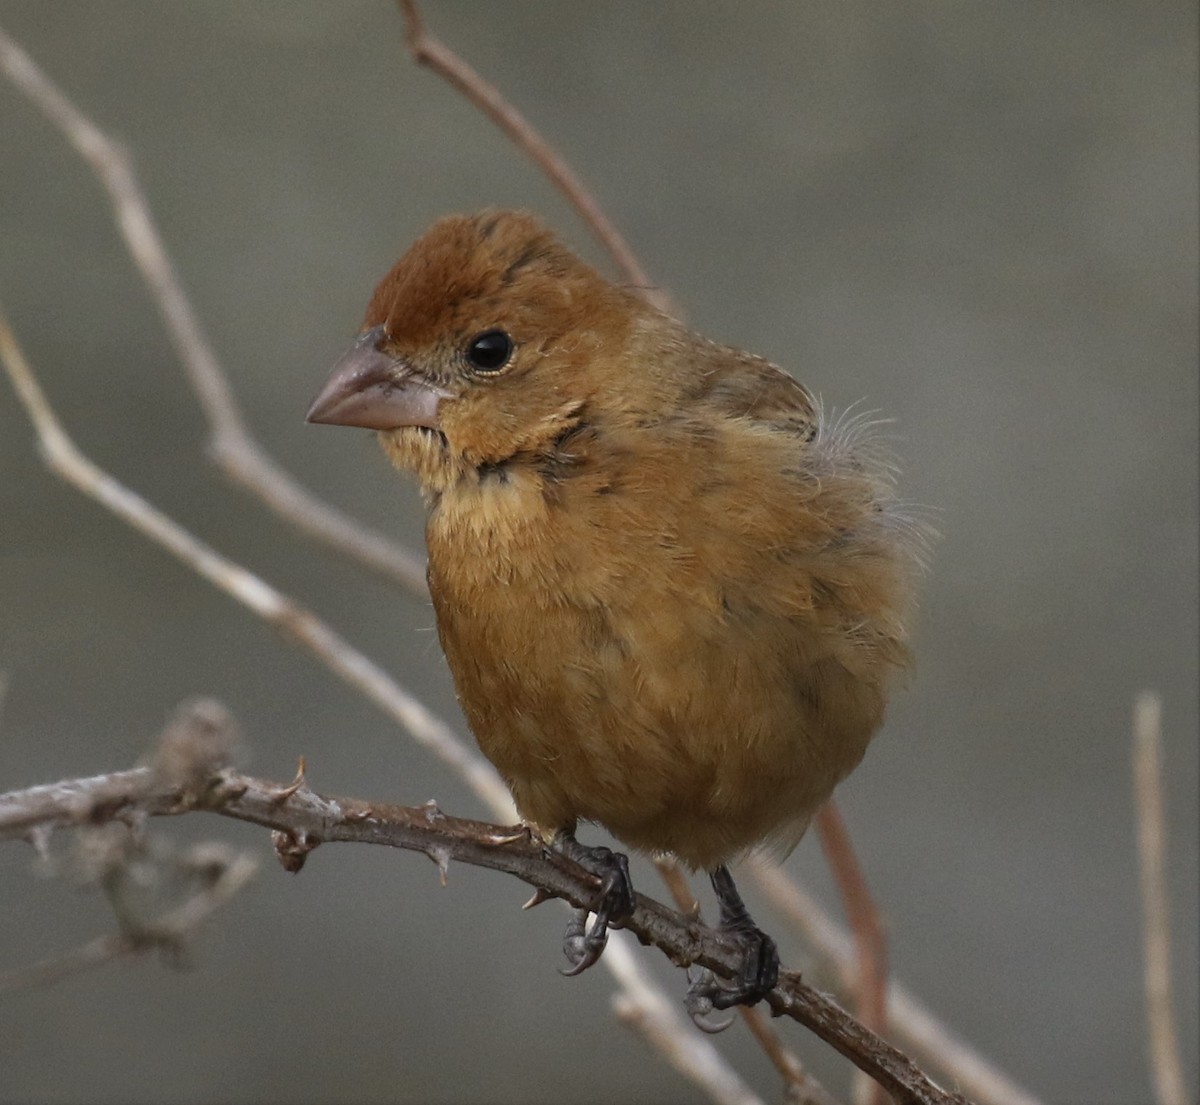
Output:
[[306, 325, 449, 431]]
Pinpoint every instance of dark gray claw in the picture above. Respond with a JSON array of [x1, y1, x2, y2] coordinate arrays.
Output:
[[561, 907, 605, 976], [686, 865, 781, 1011], [553, 829, 635, 975]]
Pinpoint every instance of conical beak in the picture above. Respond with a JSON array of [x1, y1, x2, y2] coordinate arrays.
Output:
[[306, 325, 448, 430]]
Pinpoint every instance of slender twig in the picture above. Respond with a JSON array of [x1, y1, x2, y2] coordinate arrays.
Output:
[[816, 802, 890, 1105], [655, 858, 840, 1105], [0, 24, 428, 597], [1132, 692, 1189, 1105], [0, 761, 969, 1105], [748, 858, 1044, 1105], [0, 308, 752, 1105], [395, 1, 671, 316], [739, 1009, 845, 1105], [607, 938, 764, 1105], [0, 844, 258, 994], [0, 308, 507, 814]]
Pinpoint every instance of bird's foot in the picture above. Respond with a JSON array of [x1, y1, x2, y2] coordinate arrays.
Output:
[[685, 927, 779, 1014], [685, 865, 780, 1018], [552, 829, 635, 976]]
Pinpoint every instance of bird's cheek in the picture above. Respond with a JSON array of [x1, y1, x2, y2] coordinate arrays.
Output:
[[437, 396, 521, 464]]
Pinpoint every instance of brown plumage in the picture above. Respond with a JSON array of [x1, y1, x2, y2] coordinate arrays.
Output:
[[308, 210, 925, 1006]]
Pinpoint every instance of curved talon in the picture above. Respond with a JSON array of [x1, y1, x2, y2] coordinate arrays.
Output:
[[560, 941, 605, 977], [552, 829, 635, 975], [686, 966, 737, 1033], [560, 907, 606, 976], [683, 866, 782, 1011], [705, 926, 779, 1009], [690, 1006, 737, 1034]]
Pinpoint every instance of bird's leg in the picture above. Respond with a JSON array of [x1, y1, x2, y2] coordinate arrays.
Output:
[[687, 865, 780, 1013], [551, 826, 635, 976]]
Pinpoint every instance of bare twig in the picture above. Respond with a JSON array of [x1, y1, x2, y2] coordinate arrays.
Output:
[[607, 937, 764, 1105], [749, 858, 1044, 1105], [0, 698, 254, 992], [1, 930, 146, 993], [0, 308, 506, 814], [395, 1, 671, 315], [1132, 691, 1189, 1105], [0, 24, 428, 596], [816, 802, 890, 1105], [739, 1007, 846, 1105], [654, 858, 840, 1105], [0, 843, 257, 994], [0, 760, 969, 1105]]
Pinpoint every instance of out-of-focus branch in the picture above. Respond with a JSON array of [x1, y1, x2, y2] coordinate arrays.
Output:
[[0, 24, 428, 597], [0, 308, 507, 814], [655, 858, 842, 1105], [748, 858, 1044, 1105], [816, 802, 890, 1105], [0, 697, 259, 993], [1132, 692, 1189, 1105], [395, 1, 671, 316], [0, 844, 257, 994], [606, 938, 763, 1105], [0, 751, 968, 1105]]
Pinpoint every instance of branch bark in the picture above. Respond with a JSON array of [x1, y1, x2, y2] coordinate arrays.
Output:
[[0, 759, 968, 1105]]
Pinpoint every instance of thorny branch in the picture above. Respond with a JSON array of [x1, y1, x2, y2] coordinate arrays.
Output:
[[815, 803, 890, 1105], [0, 722, 967, 1105], [0, 300, 956, 1103]]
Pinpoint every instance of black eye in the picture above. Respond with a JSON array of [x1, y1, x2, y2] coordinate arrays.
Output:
[[465, 329, 513, 373]]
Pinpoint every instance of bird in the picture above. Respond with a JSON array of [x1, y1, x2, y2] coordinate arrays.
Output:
[[306, 209, 925, 1010]]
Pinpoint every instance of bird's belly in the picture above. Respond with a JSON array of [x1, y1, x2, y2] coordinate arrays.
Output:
[[429, 553, 879, 869]]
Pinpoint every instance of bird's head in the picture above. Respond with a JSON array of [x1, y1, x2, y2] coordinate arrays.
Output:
[[307, 210, 658, 492]]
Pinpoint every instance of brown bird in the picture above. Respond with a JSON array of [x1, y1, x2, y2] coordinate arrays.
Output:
[[307, 210, 925, 1010]]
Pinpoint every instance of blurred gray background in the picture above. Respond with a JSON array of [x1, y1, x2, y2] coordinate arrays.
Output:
[[1, 3, 1196, 1103]]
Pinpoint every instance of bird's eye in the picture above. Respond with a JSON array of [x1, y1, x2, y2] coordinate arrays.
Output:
[[465, 330, 513, 373]]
